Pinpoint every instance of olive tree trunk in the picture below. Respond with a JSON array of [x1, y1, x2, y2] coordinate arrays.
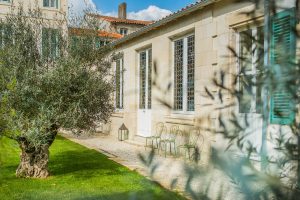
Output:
[[16, 143, 50, 178], [16, 124, 58, 178]]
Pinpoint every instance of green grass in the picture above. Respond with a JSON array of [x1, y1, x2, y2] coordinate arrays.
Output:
[[0, 136, 184, 200]]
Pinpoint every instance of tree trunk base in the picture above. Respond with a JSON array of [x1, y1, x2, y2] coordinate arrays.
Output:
[[16, 144, 50, 178]]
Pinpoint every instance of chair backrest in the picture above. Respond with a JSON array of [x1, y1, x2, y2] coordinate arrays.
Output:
[[189, 128, 204, 147], [168, 125, 179, 140], [154, 122, 165, 137], [176, 129, 187, 145]]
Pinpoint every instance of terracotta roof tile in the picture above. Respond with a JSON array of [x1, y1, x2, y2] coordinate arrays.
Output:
[[98, 30, 123, 39], [69, 28, 123, 39], [88, 14, 153, 25]]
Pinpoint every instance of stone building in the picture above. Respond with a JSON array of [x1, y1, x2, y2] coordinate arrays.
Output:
[[107, 0, 298, 164], [0, 0, 68, 58]]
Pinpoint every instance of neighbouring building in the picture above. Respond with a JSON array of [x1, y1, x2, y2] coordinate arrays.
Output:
[[0, 0, 68, 59], [87, 2, 153, 37], [106, 0, 299, 164], [68, 27, 122, 49]]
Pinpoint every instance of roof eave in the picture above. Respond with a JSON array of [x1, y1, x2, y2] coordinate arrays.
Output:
[[112, 0, 218, 47]]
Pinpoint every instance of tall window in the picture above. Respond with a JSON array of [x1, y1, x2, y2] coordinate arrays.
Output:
[[174, 34, 195, 112], [43, 0, 59, 8], [115, 58, 124, 109], [42, 28, 60, 61], [238, 27, 264, 114], [139, 49, 152, 109]]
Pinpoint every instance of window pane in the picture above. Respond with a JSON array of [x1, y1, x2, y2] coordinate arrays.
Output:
[[51, 0, 55, 7], [239, 75, 253, 113], [121, 59, 124, 109], [148, 49, 152, 109], [0, 25, 3, 49], [256, 26, 264, 71], [174, 39, 184, 111], [50, 29, 58, 58], [139, 52, 146, 109], [43, 0, 49, 7], [42, 28, 59, 60], [240, 29, 253, 72], [255, 27, 264, 113], [116, 59, 121, 109], [42, 28, 50, 60], [256, 80, 262, 114], [187, 35, 195, 111]]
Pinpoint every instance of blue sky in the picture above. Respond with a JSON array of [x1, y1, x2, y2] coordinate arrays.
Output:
[[69, 0, 198, 21], [92, 0, 197, 13]]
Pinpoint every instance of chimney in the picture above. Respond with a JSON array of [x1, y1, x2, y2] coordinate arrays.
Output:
[[118, 2, 127, 19]]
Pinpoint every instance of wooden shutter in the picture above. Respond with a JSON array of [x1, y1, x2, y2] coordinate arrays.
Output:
[[270, 8, 296, 125]]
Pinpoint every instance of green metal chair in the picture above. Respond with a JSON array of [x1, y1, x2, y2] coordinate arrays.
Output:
[[159, 125, 179, 157], [145, 122, 165, 150], [177, 128, 204, 161]]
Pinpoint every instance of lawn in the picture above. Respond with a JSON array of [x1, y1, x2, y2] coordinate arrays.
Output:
[[0, 136, 184, 200]]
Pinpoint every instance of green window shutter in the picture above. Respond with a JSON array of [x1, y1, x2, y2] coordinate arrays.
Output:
[[50, 29, 60, 59], [56, 0, 59, 9], [270, 8, 296, 125], [0, 25, 3, 49], [42, 28, 50, 60]]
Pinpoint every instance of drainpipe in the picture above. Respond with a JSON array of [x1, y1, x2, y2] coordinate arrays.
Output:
[[261, 0, 270, 171]]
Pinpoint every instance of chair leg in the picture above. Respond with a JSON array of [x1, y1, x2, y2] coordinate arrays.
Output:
[[164, 142, 167, 158], [173, 142, 176, 156], [158, 140, 161, 155]]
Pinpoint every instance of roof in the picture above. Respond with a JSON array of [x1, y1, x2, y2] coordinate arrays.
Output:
[[88, 14, 153, 26], [112, 0, 219, 46], [69, 28, 123, 39], [98, 30, 123, 39]]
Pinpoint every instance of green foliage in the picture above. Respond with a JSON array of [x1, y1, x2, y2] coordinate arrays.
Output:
[[0, 7, 114, 148]]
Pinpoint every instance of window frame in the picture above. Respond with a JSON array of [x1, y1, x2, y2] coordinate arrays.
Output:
[[119, 28, 128, 36], [115, 57, 124, 111], [172, 33, 195, 114], [42, 27, 60, 61], [138, 48, 152, 110], [236, 26, 263, 115], [43, 0, 59, 9]]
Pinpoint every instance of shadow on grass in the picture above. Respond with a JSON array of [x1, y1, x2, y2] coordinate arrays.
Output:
[[72, 190, 185, 200], [49, 137, 125, 177]]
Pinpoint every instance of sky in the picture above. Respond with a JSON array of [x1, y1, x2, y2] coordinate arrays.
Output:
[[69, 0, 197, 21]]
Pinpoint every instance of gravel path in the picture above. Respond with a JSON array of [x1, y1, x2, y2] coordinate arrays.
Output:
[[61, 132, 243, 200]]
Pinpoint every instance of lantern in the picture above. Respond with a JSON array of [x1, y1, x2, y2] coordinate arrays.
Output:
[[118, 123, 129, 141]]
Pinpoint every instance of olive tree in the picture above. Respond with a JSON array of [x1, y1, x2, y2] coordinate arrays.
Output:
[[0, 7, 114, 178]]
